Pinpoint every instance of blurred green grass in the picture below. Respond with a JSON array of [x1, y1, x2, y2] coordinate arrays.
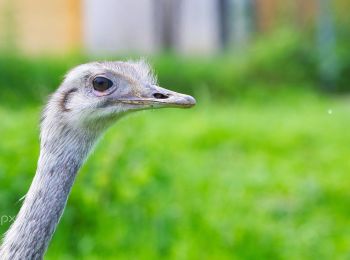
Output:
[[1, 92, 350, 259]]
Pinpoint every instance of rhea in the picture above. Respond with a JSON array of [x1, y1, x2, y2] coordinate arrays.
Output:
[[0, 61, 195, 259]]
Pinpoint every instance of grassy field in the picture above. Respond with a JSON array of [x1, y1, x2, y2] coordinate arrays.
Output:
[[0, 91, 349, 259]]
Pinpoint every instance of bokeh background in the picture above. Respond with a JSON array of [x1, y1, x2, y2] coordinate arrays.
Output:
[[1, 0, 350, 259]]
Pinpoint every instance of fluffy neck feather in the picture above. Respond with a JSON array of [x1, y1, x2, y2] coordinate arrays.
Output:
[[0, 117, 98, 259]]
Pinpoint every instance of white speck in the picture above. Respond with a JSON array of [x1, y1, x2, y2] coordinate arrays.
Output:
[[328, 109, 333, 115]]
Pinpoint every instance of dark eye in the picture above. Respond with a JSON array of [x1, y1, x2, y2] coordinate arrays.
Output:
[[92, 77, 113, 92]]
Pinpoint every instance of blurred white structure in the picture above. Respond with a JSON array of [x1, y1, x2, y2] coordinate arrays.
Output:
[[82, 0, 160, 54], [176, 0, 220, 54], [82, 0, 221, 55]]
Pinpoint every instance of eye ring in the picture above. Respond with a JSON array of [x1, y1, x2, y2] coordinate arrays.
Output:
[[92, 77, 113, 92]]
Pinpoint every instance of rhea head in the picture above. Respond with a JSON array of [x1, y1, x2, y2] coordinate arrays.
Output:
[[42, 60, 196, 138], [0, 60, 195, 260]]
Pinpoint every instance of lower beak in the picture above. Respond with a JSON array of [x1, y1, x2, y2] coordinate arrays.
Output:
[[120, 85, 196, 109]]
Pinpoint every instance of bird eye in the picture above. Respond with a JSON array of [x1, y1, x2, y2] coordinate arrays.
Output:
[[92, 77, 113, 92]]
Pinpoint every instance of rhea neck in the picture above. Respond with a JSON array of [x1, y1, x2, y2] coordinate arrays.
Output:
[[0, 114, 100, 260]]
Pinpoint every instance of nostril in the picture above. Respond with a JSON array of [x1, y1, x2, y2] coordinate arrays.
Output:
[[153, 93, 169, 99]]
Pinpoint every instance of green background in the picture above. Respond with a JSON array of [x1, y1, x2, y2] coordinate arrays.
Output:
[[0, 31, 350, 259]]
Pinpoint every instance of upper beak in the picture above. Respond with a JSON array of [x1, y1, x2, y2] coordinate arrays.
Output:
[[148, 85, 196, 108], [119, 85, 196, 109]]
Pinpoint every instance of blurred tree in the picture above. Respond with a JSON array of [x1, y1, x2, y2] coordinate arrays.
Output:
[[317, 0, 339, 91], [218, 0, 230, 49], [154, 0, 182, 51], [218, 0, 254, 51], [231, 0, 253, 50]]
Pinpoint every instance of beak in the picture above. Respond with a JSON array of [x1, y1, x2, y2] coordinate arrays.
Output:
[[119, 85, 196, 109]]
